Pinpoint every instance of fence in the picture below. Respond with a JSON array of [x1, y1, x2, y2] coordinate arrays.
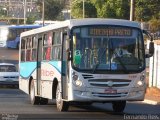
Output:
[[149, 41, 160, 89]]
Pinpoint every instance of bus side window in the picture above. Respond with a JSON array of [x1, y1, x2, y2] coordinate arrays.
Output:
[[21, 51, 25, 61], [52, 31, 61, 60], [26, 37, 32, 61], [26, 49, 31, 61], [43, 33, 52, 60], [46, 32, 52, 60], [8, 29, 16, 40], [32, 36, 37, 61], [21, 39, 26, 61]]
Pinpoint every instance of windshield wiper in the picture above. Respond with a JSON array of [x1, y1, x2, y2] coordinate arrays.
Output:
[[92, 47, 107, 74], [112, 52, 128, 74], [110, 40, 128, 74]]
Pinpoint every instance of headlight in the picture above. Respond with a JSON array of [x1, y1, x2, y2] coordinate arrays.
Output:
[[140, 74, 145, 81], [135, 74, 145, 87], [75, 80, 82, 86], [137, 80, 143, 86], [73, 74, 78, 81], [72, 72, 83, 87]]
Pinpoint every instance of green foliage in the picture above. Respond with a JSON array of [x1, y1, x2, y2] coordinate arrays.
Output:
[[135, 0, 160, 21], [71, 0, 130, 19], [71, 0, 97, 18], [36, 0, 66, 20], [149, 19, 160, 32], [0, 6, 7, 16], [26, 15, 37, 24], [71, 0, 159, 22]]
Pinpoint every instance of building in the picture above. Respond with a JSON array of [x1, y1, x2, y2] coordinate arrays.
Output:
[[0, 0, 38, 18]]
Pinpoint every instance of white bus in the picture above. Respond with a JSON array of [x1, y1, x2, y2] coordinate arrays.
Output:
[[19, 18, 154, 112]]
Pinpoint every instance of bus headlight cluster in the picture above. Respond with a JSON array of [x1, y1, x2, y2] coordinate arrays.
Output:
[[75, 79, 83, 86], [136, 74, 145, 87], [72, 72, 83, 87], [137, 80, 143, 86]]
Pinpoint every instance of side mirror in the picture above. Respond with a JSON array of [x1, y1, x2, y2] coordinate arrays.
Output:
[[149, 42, 154, 55], [145, 42, 154, 58], [143, 30, 154, 58], [143, 30, 153, 41], [67, 49, 71, 60]]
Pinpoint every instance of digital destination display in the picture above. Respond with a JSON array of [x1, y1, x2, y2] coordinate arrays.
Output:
[[89, 28, 132, 36]]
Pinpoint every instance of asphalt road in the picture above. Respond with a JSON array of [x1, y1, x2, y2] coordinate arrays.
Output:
[[0, 89, 159, 120]]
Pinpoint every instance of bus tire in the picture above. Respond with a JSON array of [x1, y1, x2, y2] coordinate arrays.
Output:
[[30, 80, 40, 105], [39, 97, 48, 105], [56, 84, 69, 111], [112, 101, 126, 113]]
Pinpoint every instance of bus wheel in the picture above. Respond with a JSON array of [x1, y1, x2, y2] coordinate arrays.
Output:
[[112, 101, 126, 113], [56, 84, 69, 111], [39, 97, 48, 105], [30, 80, 40, 105]]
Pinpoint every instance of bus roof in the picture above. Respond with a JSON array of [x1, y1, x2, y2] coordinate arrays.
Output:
[[21, 18, 141, 37]]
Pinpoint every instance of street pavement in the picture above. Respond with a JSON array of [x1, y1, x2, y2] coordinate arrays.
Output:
[[0, 89, 159, 120], [144, 87, 160, 105]]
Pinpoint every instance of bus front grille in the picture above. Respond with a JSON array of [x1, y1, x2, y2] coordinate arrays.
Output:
[[92, 92, 128, 98], [88, 79, 131, 87]]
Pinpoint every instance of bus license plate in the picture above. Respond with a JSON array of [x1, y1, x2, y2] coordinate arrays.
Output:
[[104, 89, 117, 94]]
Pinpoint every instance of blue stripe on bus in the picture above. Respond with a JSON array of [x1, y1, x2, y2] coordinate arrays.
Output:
[[48, 61, 61, 73], [20, 62, 37, 79], [20, 61, 62, 79]]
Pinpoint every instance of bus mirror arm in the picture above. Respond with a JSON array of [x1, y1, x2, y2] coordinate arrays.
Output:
[[142, 30, 153, 41], [145, 42, 154, 58], [143, 30, 154, 58], [67, 49, 71, 61]]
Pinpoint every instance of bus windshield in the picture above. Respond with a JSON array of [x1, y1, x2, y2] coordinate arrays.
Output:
[[71, 26, 145, 73]]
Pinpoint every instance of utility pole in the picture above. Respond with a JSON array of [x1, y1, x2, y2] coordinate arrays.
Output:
[[83, 0, 85, 18], [24, 0, 26, 24], [130, 0, 135, 21], [42, 0, 44, 26]]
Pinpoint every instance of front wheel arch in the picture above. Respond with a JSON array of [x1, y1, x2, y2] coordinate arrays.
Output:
[[29, 79, 40, 105], [29, 76, 33, 94], [52, 78, 58, 99]]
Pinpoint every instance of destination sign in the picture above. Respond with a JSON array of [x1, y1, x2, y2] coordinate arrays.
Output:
[[89, 28, 132, 36]]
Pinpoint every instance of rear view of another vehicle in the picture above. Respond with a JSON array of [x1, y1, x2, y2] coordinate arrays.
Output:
[[0, 63, 19, 87]]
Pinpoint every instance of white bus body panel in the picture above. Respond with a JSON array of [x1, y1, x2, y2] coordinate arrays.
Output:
[[40, 62, 61, 99], [19, 79, 29, 94]]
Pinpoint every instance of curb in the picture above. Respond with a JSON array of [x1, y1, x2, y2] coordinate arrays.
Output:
[[142, 99, 160, 105]]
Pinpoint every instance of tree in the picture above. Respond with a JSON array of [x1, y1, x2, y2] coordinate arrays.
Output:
[[26, 15, 37, 24], [115, 0, 130, 19], [71, 0, 97, 18], [135, 0, 160, 21], [36, 0, 66, 20], [71, 0, 130, 19], [91, 0, 116, 18], [149, 19, 160, 33]]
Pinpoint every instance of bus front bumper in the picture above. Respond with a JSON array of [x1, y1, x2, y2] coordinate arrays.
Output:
[[70, 87, 146, 102]]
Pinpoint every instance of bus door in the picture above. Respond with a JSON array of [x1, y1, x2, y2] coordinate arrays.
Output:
[[37, 35, 43, 95], [61, 32, 70, 99]]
